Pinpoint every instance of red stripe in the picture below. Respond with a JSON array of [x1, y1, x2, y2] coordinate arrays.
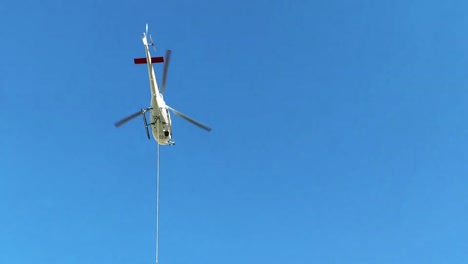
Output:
[[134, 58, 147, 64], [151, 57, 165, 63], [133, 57, 165, 64]]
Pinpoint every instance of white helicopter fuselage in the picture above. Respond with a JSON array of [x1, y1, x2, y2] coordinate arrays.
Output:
[[114, 24, 211, 143], [142, 33, 173, 145]]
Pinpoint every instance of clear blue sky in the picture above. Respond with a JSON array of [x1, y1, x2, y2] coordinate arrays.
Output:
[[1, 0, 467, 263]]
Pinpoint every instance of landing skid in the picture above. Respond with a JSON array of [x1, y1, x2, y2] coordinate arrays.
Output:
[[142, 110, 151, 139]]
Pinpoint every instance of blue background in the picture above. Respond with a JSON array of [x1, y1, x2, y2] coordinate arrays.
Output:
[[1, 0, 467, 263]]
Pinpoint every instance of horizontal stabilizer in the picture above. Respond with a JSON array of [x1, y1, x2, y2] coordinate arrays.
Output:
[[134, 57, 165, 64]]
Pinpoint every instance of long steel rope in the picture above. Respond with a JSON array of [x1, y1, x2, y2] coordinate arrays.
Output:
[[156, 126, 160, 264]]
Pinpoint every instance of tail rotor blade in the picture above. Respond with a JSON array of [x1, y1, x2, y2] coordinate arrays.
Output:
[[161, 49, 172, 93], [167, 106, 212, 132]]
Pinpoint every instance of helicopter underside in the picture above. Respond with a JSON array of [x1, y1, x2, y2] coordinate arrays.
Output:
[[150, 111, 173, 145]]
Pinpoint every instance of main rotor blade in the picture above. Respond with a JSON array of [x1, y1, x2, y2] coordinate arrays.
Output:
[[161, 49, 172, 93], [167, 106, 212, 132], [114, 108, 151, 128]]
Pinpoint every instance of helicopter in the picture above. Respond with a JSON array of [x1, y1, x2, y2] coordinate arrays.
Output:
[[114, 24, 212, 145]]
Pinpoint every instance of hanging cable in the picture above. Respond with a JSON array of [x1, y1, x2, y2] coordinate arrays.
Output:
[[155, 124, 161, 264]]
